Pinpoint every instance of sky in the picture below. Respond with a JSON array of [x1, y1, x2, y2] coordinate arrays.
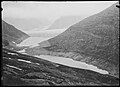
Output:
[[2, 1, 117, 22]]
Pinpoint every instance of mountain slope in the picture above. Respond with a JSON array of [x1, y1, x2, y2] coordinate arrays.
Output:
[[2, 20, 29, 44], [2, 48, 119, 86], [47, 16, 82, 30], [41, 2, 119, 77]]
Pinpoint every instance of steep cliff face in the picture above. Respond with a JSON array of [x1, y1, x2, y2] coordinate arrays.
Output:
[[2, 20, 29, 44], [44, 2, 119, 77]]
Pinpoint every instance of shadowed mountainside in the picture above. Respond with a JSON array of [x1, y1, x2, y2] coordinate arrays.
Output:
[[2, 20, 29, 44], [2, 20, 30, 50]]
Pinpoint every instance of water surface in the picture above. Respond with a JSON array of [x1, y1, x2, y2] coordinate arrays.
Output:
[[17, 36, 109, 75], [35, 55, 108, 74]]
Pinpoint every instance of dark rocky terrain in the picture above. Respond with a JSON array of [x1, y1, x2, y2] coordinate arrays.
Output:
[[2, 48, 119, 86], [2, 20, 30, 51], [2, 20, 29, 44], [26, 2, 119, 78]]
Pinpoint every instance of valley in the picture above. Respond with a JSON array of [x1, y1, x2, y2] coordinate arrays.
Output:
[[16, 37, 109, 74], [2, 1, 119, 86], [21, 2, 119, 78], [13, 36, 118, 78]]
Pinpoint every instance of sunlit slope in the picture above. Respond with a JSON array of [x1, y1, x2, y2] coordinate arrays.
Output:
[[46, 2, 119, 77]]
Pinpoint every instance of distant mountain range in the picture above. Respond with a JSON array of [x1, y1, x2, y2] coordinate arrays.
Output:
[[47, 16, 83, 30], [3, 17, 51, 31], [36, 2, 119, 77], [2, 20, 29, 46]]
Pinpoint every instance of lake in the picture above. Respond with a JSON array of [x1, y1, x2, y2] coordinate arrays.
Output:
[[35, 55, 108, 74], [17, 29, 66, 47], [17, 37, 51, 47], [17, 35, 108, 75]]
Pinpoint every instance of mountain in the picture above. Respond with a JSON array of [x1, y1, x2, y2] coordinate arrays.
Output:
[[35, 2, 119, 77], [28, 29, 66, 37], [2, 20, 29, 46], [3, 17, 51, 31], [2, 48, 119, 86], [47, 16, 82, 30]]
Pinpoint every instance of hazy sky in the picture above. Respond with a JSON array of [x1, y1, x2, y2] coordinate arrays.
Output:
[[2, 1, 117, 22]]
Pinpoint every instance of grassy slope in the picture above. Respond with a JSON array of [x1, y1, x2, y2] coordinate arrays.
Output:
[[43, 2, 119, 77], [2, 48, 119, 86]]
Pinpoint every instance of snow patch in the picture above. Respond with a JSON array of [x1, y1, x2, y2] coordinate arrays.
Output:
[[12, 41, 16, 44], [17, 49, 25, 53], [18, 59, 32, 63], [35, 63, 40, 65], [7, 52, 18, 55], [8, 58, 12, 59], [6, 64, 22, 70]]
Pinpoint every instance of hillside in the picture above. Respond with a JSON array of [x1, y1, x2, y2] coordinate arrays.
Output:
[[2, 20, 29, 45], [47, 16, 82, 30], [2, 48, 119, 86], [33, 2, 119, 77]]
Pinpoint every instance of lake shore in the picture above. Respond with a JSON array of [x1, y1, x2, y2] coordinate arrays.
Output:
[[25, 47, 119, 78]]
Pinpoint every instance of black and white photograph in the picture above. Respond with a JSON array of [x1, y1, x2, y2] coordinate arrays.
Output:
[[1, 1, 119, 86]]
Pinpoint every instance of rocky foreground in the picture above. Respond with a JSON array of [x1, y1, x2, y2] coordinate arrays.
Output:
[[2, 48, 119, 86]]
